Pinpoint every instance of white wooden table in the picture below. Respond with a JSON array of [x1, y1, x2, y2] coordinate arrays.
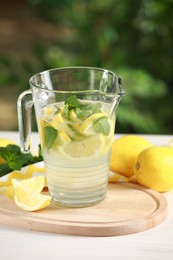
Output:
[[0, 131, 173, 260]]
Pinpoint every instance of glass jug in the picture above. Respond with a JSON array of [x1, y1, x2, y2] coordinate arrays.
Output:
[[17, 67, 124, 207]]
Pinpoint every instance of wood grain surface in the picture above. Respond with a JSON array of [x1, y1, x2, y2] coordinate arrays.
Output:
[[0, 183, 168, 236]]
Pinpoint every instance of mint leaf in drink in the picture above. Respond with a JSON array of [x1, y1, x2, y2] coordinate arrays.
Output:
[[84, 102, 102, 114], [64, 95, 102, 120], [75, 107, 92, 120], [64, 95, 82, 119], [44, 126, 58, 149], [94, 116, 110, 136], [65, 95, 82, 110]]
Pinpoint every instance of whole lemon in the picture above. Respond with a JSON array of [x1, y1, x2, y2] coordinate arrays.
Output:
[[0, 138, 16, 164], [110, 135, 152, 178], [134, 146, 173, 192]]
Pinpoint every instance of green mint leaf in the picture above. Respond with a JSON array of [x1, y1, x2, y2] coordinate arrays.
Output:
[[75, 107, 92, 119], [0, 144, 43, 177], [64, 95, 82, 119], [94, 116, 110, 136], [0, 147, 11, 161], [44, 125, 58, 149], [83, 102, 102, 114], [65, 95, 82, 110], [0, 164, 12, 177], [77, 102, 101, 120], [8, 155, 23, 170], [6, 144, 21, 154]]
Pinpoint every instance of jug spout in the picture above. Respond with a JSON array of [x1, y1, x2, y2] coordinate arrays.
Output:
[[108, 75, 124, 118], [109, 93, 124, 118]]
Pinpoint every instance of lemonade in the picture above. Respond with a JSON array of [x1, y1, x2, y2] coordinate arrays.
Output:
[[38, 95, 115, 207]]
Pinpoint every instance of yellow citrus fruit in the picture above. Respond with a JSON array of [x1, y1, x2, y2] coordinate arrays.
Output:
[[0, 138, 16, 164], [12, 178, 51, 211], [20, 176, 46, 193], [0, 176, 46, 200], [110, 135, 152, 178], [134, 146, 173, 192]]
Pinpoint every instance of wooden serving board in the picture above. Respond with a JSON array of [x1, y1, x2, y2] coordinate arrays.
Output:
[[0, 183, 168, 237]]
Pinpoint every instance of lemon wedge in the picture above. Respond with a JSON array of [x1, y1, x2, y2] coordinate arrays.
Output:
[[58, 134, 105, 159], [79, 112, 106, 136], [0, 176, 46, 200], [12, 179, 51, 211], [21, 176, 46, 193]]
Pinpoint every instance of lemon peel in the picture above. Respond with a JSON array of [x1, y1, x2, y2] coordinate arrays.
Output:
[[0, 165, 45, 188], [0, 186, 14, 199]]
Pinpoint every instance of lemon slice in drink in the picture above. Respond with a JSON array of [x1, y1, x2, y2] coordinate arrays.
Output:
[[52, 113, 64, 123], [69, 109, 82, 123], [79, 112, 106, 136], [12, 179, 51, 211], [51, 113, 77, 139], [58, 134, 105, 159], [56, 130, 71, 145]]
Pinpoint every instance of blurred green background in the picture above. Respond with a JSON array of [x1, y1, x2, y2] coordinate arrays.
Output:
[[0, 0, 172, 134]]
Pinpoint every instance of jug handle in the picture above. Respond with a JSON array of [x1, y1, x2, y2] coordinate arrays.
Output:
[[17, 89, 33, 153]]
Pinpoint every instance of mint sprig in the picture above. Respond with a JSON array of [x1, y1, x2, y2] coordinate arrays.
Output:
[[0, 144, 43, 177], [64, 95, 101, 120]]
